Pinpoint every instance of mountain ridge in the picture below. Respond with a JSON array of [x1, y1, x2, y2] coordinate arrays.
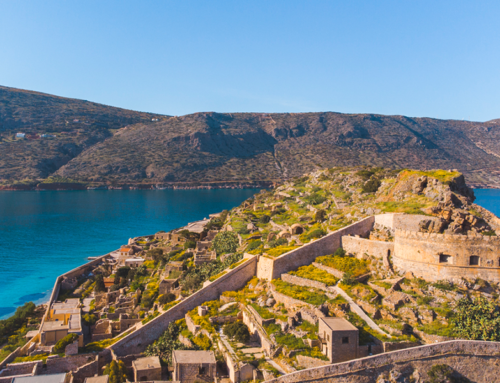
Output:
[[1, 86, 500, 188]]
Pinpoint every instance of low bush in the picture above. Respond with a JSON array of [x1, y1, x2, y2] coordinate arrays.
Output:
[[246, 240, 263, 252], [53, 333, 79, 354], [272, 279, 329, 306], [289, 265, 339, 286], [316, 254, 369, 277], [266, 245, 299, 258], [259, 214, 271, 224], [159, 293, 176, 305], [213, 231, 239, 255], [362, 178, 381, 193], [223, 321, 250, 343]]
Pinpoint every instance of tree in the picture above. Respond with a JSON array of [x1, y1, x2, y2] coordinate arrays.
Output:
[[159, 293, 176, 305], [334, 247, 346, 257], [116, 266, 131, 278], [223, 322, 250, 343], [213, 231, 239, 255], [103, 360, 128, 383], [259, 214, 271, 224], [313, 209, 326, 222], [184, 240, 196, 250], [453, 296, 500, 341], [54, 333, 79, 353], [94, 275, 106, 293], [145, 322, 191, 364], [362, 178, 381, 193]]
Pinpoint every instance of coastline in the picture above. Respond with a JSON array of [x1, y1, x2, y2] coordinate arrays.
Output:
[[0, 180, 276, 191]]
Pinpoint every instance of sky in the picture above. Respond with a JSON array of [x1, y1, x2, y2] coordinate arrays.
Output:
[[0, 1, 499, 121]]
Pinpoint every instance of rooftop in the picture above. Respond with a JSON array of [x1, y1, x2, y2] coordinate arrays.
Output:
[[320, 317, 358, 332], [84, 376, 110, 383], [13, 373, 67, 383], [132, 356, 161, 370], [172, 350, 216, 364]]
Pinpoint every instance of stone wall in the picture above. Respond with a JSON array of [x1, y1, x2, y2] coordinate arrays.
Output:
[[257, 217, 375, 281], [241, 306, 275, 356], [0, 361, 39, 378], [342, 236, 394, 260], [111, 256, 258, 356], [312, 262, 344, 279], [263, 340, 500, 383], [44, 354, 96, 375], [375, 214, 440, 232], [394, 229, 500, 282], [270, 285, 325, 322], [295, 355, 330, 369]]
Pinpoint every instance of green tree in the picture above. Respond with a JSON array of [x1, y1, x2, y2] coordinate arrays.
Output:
[[94, 275, 106, 293], [453, 296, 500, 341], [223, 322, 250, 343], [116, 266, 131, 278], [145, 322, 192, 364], [213, 231, 239, 255], [103, 360, 128, 383], [259, 214, 271, 224], [362, 178, 381, 193], [184, 240, 196, 249]]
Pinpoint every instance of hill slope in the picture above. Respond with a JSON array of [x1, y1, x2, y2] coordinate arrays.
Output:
[[1, 86, 500, 187], [0, 86, 165, 181]]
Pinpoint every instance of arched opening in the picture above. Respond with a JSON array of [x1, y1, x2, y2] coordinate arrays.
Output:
[[470, 256, 480, 266]]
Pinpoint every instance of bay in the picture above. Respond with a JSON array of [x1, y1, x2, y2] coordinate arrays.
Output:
[[473, 189, 500, 216], [0, 189, 260, 319]]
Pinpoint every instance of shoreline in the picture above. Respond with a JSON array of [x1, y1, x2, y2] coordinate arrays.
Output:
[[0, 180, 276, 191]]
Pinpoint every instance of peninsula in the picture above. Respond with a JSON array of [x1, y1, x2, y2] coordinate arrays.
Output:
[[1, 167, 500, 383]]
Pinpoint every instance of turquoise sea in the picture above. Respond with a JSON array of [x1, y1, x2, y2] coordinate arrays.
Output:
[[0, 189, 260, 319], [0, 188, 498, 320]]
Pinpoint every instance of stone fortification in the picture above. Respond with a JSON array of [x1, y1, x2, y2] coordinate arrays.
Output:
[[257, 217, 375, 280], [110, 256, 258, 356], [263, 340, 500, 383], [281, 274, 334, 294], [374, 213, 441, 232], [342, 236, 394, 260], [393, 229, 500, 282]]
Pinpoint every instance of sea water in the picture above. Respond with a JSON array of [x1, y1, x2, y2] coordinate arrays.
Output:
[[0, 188, 498, 320], [0, 189, 260, 319]]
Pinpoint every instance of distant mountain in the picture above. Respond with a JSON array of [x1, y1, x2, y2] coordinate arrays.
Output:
[[1, 86, 500, 188]]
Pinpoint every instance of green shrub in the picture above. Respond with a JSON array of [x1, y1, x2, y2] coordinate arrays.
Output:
[[362, 178, 381, 193], [94, 274, 106, 293], [453, 296, 500, 341], [247, 240, 263, 251], [313, 209, 326, 222], [223, 321, 250, 343], [103, 360, 128, 383], [266, 245, 299, 258], [272, 279, 329, 306], [184, 240, 196, 249], [316, 254, 369, 277], [289, 265, 339, 286], [192, 333, 212, 350], [356, 170, 375, 180], [213, 231, 239, 254], [259, 214, 271, 224], [275, 333, 305, 349], [159, 293, 176, 305], [268, 237, 288, 248], [116, 266, 131, 278], [53, 333, 79, 354]]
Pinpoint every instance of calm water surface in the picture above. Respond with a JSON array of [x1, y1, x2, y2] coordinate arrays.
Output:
[[0, 189, 260, 318], [0, 188, 498, 319]]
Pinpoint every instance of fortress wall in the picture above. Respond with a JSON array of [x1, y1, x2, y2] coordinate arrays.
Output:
[[342, 236, 394, 260], [394, 230, 500, 282], [374, 213, 440, 232], [263, 340, 500, 383], [110, 255, 258, 356], [257, 217, 375, 281]]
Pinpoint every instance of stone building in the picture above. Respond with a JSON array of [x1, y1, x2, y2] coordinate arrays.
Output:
[[40, 299, 83, 347], [132, 356, 162, 382], [318, 317, 358, 363], [172, 350, 217, 383]]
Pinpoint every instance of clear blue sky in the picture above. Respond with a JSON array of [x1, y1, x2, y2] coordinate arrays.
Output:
[[1, 1, 499, 121]]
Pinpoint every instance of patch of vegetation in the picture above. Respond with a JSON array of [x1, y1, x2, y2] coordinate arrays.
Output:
[[54, 333, 79, 353], [272, 279, 329, 306], [223, 321, 250, 343], [289, 265, 339, 286], [265, 245, 300, 258], [213, 231, 239, 255], [453, 296, 500, 341], [250, 304, 275, 320], [316, 254, 369, 277], [103, 360, 129, 383]]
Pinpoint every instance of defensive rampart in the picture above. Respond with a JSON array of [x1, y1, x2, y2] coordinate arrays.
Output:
[[342, 236, 394, 260], [110, 255, 258, 355], [374, 213, 441, 231], [257, 217, 375, 280], [263, 340, 500, 383], [393, 229, 500, 282]]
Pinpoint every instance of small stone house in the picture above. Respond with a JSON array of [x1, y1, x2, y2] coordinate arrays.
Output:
[[172, 350, 217, 383], [318, 317, 358, 363], [125, 257, 145, 268], [119, 246, 134, 257], [132, 356, 162, 382], [159, 277, 180, 296]]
